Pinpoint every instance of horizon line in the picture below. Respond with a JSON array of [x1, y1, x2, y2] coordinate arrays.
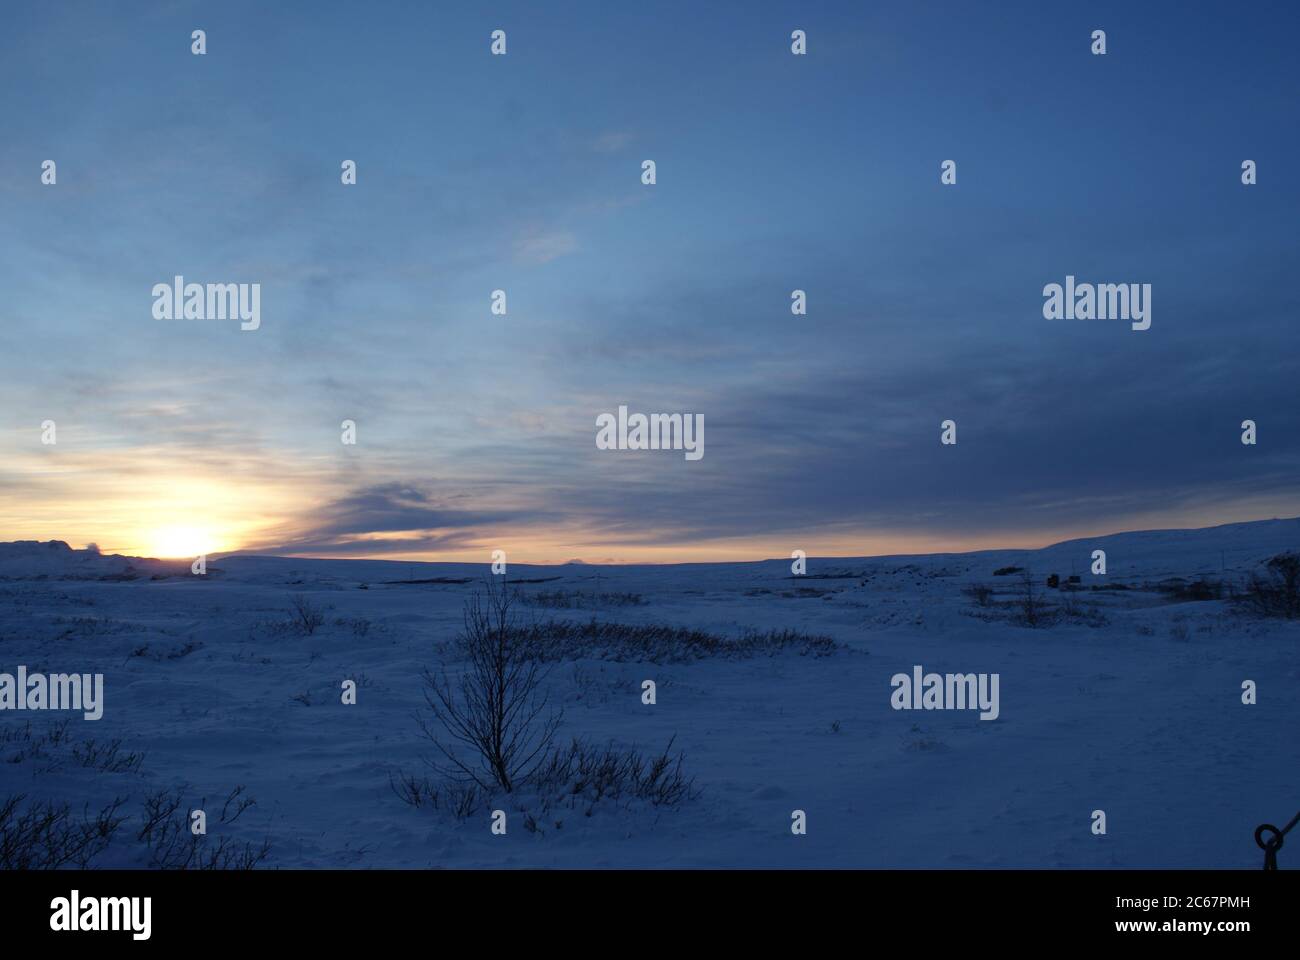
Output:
[[12, 514, 1296, 568]]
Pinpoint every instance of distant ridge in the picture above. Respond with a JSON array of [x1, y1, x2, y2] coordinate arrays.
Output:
[[2, 517, 1296, 581]]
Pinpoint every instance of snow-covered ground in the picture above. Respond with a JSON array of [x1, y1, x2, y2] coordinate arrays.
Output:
[[2, 518, 1297, 868]]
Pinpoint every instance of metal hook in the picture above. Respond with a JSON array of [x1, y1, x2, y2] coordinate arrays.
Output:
[[1255, 811, 1300, 870]]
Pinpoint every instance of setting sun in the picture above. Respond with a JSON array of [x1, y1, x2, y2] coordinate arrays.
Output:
[[143, 525, 225, 559]]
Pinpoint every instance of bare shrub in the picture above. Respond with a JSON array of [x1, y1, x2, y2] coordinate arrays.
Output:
[[137, 788, 183, 842], [335, 616, 372, 637], [220, 785, 256, 824], [72, 737, 146, 774], [419, 580, 562, 793], [388, 770, 483, 818], [1059, 587, 1109, 628], [1014, 570, 1056, 628], [137, 786, 271, 869], [289, 594, 326, 635], [525, 589, 646, 609], [447, 781, 484, 817], [962, 584, 993, 606], [0, 794, 127, 869], [531, 737, 697, 809], [389, 770, 437, 809], [1, 719, 74, 768], [516, 620, 838, 663], [2, 721, 153, 774]]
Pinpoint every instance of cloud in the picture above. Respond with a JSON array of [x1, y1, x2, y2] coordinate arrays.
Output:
[[513, 227, 578, 265], [244, 483, 533, 556], [592, 131, 634, 154]]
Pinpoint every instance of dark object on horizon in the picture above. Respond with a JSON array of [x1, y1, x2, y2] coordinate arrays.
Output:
[[993, 565, 1023, 576], [1046, 573, 1060, 589]]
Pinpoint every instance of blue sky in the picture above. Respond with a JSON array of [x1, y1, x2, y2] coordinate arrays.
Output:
[[1, 1, 1297, 561]]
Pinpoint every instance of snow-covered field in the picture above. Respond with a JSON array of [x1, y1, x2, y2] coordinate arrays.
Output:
[[2, 518, 1297, 868]]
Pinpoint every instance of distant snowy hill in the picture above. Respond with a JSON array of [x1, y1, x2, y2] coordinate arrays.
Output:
[[211, 516, 1300, 587], [0, 540, 187, 580]]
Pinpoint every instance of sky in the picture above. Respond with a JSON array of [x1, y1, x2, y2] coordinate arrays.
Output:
[[1, 0, 1297, 562]]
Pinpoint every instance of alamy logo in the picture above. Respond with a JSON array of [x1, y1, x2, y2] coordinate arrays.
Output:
[[50, 891, 151, 941], [890, 665, 1000, 720], [1042, 275, 1150, 331], [152, 275, 261, 331], [0, 666, 103, 720], [596, 405, 704, 461]]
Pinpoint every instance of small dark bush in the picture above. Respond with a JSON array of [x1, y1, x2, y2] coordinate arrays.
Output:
[[525, 590, 646, 609], [388, 770, 484, 819], [289, 594, 326, 635], [515, 619, 839, 663], [1239, 553, 1300, 619], [531, 737, 697, 809], [1014, 570, 1056, 628]]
